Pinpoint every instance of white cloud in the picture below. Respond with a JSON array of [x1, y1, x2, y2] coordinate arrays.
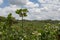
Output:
[[33, 0, 60, 20], [25, 1, 39, 8], [9, 0, 29, 5], [9, 0, 39, 8], [38, 0, 60, 8], [0, 0, 3, 5], [0, 5, 20, 19], [38, 0, 60, 4]]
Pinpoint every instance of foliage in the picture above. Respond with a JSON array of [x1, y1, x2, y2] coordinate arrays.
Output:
[[15, 8, 28, 17]]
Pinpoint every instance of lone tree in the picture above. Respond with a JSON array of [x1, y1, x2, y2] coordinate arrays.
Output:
[[15, 8, 28, 27]]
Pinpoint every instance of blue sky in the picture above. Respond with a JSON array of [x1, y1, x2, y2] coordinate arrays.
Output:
[[30, 0, 38, 3], [0, 0, 9, 8], [0, 0, 39, 8], [0, 0, 60, 20]]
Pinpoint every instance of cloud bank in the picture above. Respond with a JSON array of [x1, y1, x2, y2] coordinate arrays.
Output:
[[0, 0, 60, 20]]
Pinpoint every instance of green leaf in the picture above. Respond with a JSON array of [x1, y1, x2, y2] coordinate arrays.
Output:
[[15, 8, 28, 17]]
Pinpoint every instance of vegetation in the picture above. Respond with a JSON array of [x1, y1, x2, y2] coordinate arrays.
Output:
[[15, 9, 28, 27], [0, 9, 60, 40]]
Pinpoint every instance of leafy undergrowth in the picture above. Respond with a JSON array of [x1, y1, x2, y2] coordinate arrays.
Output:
[[0, 21, 60, 40]]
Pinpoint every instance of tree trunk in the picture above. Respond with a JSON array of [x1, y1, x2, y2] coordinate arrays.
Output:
[[22, 16, 23, 28]]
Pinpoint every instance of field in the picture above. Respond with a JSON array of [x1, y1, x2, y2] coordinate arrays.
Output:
[[0, 17, 60, 40]]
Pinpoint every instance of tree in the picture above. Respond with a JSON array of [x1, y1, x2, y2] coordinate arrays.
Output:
[[15, 8, 28, 28], [0, 16, 6, 22], [3, 13, 13, 30], [15, 9, 28, 39], [6, 13, 13, 27]]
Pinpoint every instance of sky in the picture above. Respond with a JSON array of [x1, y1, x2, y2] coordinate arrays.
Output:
[[0, 0, 60, 20]]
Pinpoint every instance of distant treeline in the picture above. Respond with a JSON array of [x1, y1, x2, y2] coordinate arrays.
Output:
[[0, 16, 60, 24]]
